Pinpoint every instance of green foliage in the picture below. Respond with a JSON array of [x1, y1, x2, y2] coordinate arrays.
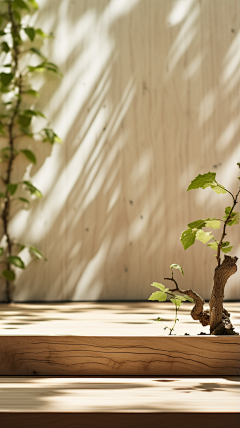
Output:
[[148, 290, 167, 302], [18, 197, 29, 204], [170, 263, 184, 275], [187, 172, 216, 190], [181, 171, 240, 257], [0, 72, 14, 86], [23, 181, 42, 198], [180, 228, 196, 250], [148, 268, 194, 335], [7, 256, 25, 269], [7, 183, 18, 195], [0, 0, 61, 301], [29, 246, 47, 260], [21, 149, 36, 164], [24, 27, 35, 41], [222, 207, 240, 226], [187, 172, 227, 195], [2, 270, 15, 281], [196, 230, 213, 244]]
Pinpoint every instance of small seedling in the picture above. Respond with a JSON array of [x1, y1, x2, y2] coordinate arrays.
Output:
[[149, 264, 193, 335]]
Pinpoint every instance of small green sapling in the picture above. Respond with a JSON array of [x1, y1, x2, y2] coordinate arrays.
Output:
[[149, 164, 240, 335]]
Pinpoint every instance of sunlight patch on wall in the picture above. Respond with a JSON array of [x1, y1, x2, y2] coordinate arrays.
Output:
[[106, 0, 141, 21], [184, 53, 202, 79], [198, 91, 216, 126], [168, 0, 196, 26], [75, 239, 111, 298], [217, 119, 239, 150], [107, 186, 121, 214], [167, 2, 199, 72], [130, 151, 151, 186], [221, 31, 240, 96]]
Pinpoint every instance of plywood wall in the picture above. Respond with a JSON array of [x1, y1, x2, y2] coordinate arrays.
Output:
[[1, 0, 240, 301]]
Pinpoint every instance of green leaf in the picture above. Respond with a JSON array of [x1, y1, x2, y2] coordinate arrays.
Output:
[[221, 241, 230, 247], [29, 47, 46, 59], [14, 0, 30, 11], [24, 27, 35, 41], [18, 115, 31, 127], [222, 209, 240, 226], [28, 63, 45, 73], [13, 10, 21, 22], [210, 184, 227, 194], [0, 31, 6, 36], [42, 128, 61, 144], [2, 269, 15, 281], [187, 219, 205, 229], [222, 246, 233, 254], [21, 149, 36, 164], [7, 183, 18, 195], [24, 109, 45, 118], [26, 89, 39, 97], [170, 297, 182, 307], [35, 28, 50, 38], [27, 0, 38, 9], [0, 123, 5, 135], [205, 218, 221, 229], [196, 230, 214, 244], [0, 192, 5, 198], [182, 294, 195, 303], [1, 41, 10, 53], [0, 247, 4, 256], [148, 291, 167, 302], [170, 263, 184, 275], [19, 127, 33, 137], [0, 72, 14, 87], [151, 282, 169, 292], [29, 246, 46, 260], [7, 255, 25, 269], [18, 197, 29, 204], [187, 172, 216, 191], [207, 242, 218, 251], [44, 62, 59, 73], [23, 180, 42, 198], [228, 212, 240, 226], [180, 229, 196, 250]]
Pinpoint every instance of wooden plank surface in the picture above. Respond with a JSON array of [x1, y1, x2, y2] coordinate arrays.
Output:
[[0, 376, 239, 413], [1, 0, 239, 303], [0, 303, 239, 376], [0, 302, 239, 336]]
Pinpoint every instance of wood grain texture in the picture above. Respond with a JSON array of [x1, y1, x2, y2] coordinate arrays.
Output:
[[0, 335, 239, 376], [0, 1, 240, 303]]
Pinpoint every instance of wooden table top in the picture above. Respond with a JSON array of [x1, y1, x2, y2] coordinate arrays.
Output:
[[0, 376, 240, 413], [0, 302, 239, 336]]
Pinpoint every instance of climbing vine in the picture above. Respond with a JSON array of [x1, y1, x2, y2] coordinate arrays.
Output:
[[0, 0, 61, 302]]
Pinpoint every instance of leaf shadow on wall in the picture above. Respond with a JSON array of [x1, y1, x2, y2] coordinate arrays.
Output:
[[2, 0, 240, 302]]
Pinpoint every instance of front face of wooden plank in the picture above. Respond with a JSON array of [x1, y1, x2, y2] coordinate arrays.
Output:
[[0, 336, 239, 376]]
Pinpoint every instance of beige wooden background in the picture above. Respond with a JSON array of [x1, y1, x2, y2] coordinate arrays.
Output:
[[1, 0, 240, 301]]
